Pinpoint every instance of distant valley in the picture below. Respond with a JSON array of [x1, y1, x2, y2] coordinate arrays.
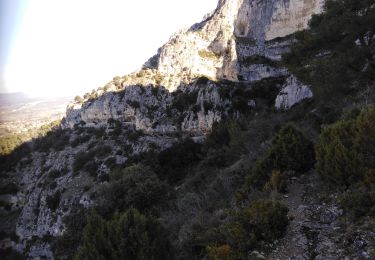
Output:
[[0, 93, 72, 137]]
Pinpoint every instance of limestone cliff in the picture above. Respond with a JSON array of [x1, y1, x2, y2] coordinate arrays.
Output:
[[64, 0, 323, 131], [145, 0, 323, 89], [1, 1, 327, 259]]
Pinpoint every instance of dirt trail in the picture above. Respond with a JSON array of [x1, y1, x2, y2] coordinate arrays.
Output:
[[265, 173, 346, 260]]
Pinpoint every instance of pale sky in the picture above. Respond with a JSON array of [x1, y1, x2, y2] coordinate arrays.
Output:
[[0, 0, 218, 97]]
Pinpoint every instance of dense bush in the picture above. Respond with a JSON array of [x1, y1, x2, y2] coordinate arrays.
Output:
[[265, 170, 288, 193], [283, 0, 375, 100], [0, 182, 19, 195], [207, 199, 288, 259], [340, 190, 375, 218], [33, 128, 71, 152], [316, 106, 375, 186], [156, 139, 202, 184], [70, 134, 91, 147], [172, 90, 198, 112], [48, 168, 68, 180], [97, 164, 170, 216], [0, 248, 25, 260], [246, 124, 315, 189], [0, 142, 32, 171], [73, 150, 95, 173], [0, 134, 25, 156], [74, 209, 173, 260], [73, 145, 112, 175], [52, 207, 87, 259], [0, 120, 60, 156], [46, 191, 61, 211], [203, 120, 245, 167]]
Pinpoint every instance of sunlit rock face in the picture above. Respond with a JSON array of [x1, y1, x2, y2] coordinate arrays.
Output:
[[275, 76, 313, 109], [64, 0, 324, 131], [146, 0, 324, 91]]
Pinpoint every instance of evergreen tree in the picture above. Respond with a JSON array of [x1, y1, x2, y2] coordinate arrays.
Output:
[[316, 106, 375, 186], [75, 209, 173, 260], [283, 0, 375, 100]]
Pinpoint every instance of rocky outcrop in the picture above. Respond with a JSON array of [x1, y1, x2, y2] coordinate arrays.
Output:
[[145, 0, 324, 90], [10, 129, 179, 259], [265, 173, 374, 260], [63, 0, 324, 131], [63, 80, 232, 134], [275, 76, 313, 109]]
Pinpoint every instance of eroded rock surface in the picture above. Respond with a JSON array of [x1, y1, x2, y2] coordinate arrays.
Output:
[[275, 76, 313, 109]]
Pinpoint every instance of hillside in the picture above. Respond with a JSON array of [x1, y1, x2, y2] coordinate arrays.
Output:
[[0, 0, 374, 259]]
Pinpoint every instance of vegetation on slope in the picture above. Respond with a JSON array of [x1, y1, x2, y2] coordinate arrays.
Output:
[[283, 0, 375, 101], [75, 209, 173, 260], [2, 0, 375, 259], [0, 120, 61, 156]]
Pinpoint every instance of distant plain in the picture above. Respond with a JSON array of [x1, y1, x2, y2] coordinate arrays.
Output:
[[0, 93, 72, 136]]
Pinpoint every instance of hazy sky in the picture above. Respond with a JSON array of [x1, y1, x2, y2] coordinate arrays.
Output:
[[0, 0, 218, 97]]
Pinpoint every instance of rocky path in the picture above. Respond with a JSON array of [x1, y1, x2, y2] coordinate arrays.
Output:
[[265, 173, 348, 260]]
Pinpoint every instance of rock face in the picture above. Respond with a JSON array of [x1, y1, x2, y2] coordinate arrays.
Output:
[[63, 81, 231, 134], [275, 76, 313, 109], [144, 0, 323, 90], [65, 0, 323, 131]]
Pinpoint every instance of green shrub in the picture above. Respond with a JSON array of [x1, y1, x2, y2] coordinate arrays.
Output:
[[74, 96, 84, 103], [97, 164, 170, 216], [46, 191, 61, 211], [0, 134, 25, 156], [340, 190, 375, 218], [0, 120, 60, 156], [204, 120, 245, 158], [74, 209, 173, 260], [246, 124, 315, 188], [52, 207, 87, 259], [206, 244, 233, 260], [316, 106, 375, 186], [203, 120, 245, 166], [212, 199, 288, 259], [283, 0, 375, 100], [34, 128, 70, 152], [73, 151, 93, 173], [0, 182, 19, 195], [172, 91, 198, 112], [73, 145, 112, 174], [48, 168, 68, 179], [0, 248, 25, 260], [157, 139, 202, 184], [127, 130, 143, 142], [198, 50, 220, 60], [70, 135, 91, 147], [265, 170, 288, 193]]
